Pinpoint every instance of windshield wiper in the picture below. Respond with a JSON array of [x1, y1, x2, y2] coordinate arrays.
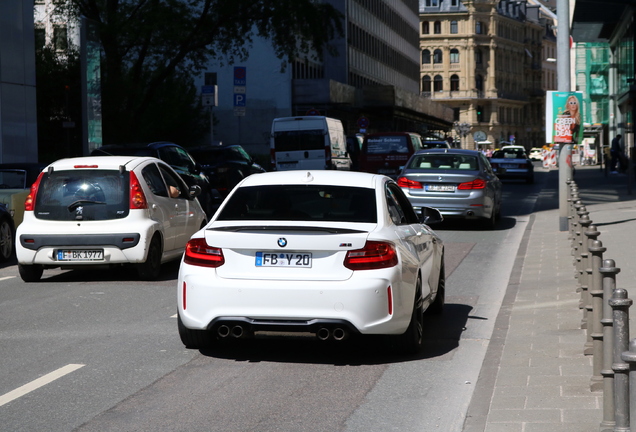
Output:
[[67, 200, 106, 212]]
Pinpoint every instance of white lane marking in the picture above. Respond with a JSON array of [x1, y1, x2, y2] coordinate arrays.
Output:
[[0, 276, 15, 281], [0, 364, 85, 407]]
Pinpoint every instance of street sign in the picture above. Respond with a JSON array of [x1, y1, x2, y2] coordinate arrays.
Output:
[[234, 107, 246, 117], [357, 116, 370, 129], [234, 67, 246, 86], [234, 93, 246, 107], [201, 85, 218, 106]]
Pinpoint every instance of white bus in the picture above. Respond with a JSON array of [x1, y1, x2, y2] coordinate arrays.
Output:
[[270, 116, 351, 171]]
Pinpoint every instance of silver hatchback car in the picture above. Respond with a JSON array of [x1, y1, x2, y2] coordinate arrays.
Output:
[[397, 149, 503, 229]]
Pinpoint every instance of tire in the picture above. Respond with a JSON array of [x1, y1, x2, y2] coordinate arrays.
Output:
[[18, 264, 43, 282], [178, 313, 213, 349], [395, 276, 424, 354], [482, 208, 496, 230], [137, 235, 162, 281], [0, 217, 14, 262], [427, 262, 445, 315]]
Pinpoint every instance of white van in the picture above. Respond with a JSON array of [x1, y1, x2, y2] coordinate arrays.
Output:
[[270, 116, 351, 171]]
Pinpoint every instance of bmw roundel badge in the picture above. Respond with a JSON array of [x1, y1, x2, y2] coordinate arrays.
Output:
[[277, 238, 288, 248]]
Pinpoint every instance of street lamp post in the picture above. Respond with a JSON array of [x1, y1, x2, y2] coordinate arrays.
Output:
[[454, 122, 472, 149]]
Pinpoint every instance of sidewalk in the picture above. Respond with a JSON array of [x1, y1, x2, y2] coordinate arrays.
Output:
[[464, 164, 636, 432]]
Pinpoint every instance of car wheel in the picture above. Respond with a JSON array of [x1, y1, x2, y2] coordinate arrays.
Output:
[[482, 208, 496, 230], [18, 264, 43, 282], [427, 262, 445, 315], [138, 235, 162, 281], [0, 217, 13, 262], [395, 276, 424, 354], [178, 313, 213, 349]]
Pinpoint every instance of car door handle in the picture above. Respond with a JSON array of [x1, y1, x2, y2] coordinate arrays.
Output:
[[174, 204, 179, 209]]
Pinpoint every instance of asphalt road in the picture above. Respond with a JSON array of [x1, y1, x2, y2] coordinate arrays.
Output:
[[0, 164, 546, 432]]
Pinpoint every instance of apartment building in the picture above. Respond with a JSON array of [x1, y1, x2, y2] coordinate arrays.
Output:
[[419, 0, 555, 149]]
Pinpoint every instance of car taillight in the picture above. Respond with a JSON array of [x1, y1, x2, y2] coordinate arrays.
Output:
[[458, 178, 487, 190], [184, 238, 225, 267], [24, 172, 44, 211], [397, 177, 422, 189], [490, 162, 498, 169], [129, 171, 148, 209], [344, 241, 398, 270]]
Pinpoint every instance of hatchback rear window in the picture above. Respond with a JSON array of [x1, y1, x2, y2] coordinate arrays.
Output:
[[34, 170, 129, 221], [408, 154, 478, 170], [365, 136, 409, 154], [217, 185, 377, 223]]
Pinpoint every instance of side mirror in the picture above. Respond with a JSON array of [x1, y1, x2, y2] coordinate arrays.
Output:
[[418, 206, 443, 225], [189, 184, 202, 199]]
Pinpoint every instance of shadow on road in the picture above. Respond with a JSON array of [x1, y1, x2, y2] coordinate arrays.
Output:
[[197, 303, 475, 366]]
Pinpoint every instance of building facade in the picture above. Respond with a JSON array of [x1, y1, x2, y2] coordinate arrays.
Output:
[[419, 0, 556, 150], [202, 0, 454, 155]]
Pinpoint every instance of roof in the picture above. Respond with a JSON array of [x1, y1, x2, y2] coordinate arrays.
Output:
[[239, 170, 383, 189]]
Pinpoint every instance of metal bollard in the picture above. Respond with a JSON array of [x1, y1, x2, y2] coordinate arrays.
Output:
[[600, 259, 620, 431], [578, 214, 592, 335], [571, 199, 583, 248], [621, 339, 636, 432], [588, 236, 605, 389], [609, 287, 631, 431]]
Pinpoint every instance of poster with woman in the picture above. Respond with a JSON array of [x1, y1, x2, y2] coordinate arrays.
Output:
[[548, 92, 583, 144]]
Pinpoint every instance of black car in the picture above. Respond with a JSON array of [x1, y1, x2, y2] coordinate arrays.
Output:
[[91, 142, 221, 216], [189, 145, 266, 197], [0, 203, 15, 262]]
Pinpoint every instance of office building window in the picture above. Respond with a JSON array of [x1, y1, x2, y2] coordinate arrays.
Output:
[[475, 49, 482, 64], [422, 49, 431, 64], [475, 74, 484, 91], [433, 49, 443, 64], [422, 21, 429, 34], [434, 21, 441, 34], [450, 21, 458, 34], [34, 28, 46, 51], [476, 21, 483, 34], [450, 74, 460, 91], [422, 76, 432, 93], [450, 49, 459, 63], [425, 0, 440, 6], [53, 26, 68, 51], [434, 75, 443, 92]]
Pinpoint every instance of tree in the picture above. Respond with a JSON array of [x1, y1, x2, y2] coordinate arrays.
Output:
[[67, 0, 344, 144], [35, 45, 83, 162]]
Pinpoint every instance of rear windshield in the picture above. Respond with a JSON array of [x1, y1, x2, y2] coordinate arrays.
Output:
[[34, 170, 129, 221], [364, 136, 409, 154], [273, 130, 325, 152], [492, 149, 526, 159], [217, 185, 377, 223], [421, 142, 449, 149], [408, 154, 479, 170]]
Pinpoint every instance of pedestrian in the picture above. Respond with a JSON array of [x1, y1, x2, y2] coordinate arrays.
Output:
[[610, 134, 623, 174]]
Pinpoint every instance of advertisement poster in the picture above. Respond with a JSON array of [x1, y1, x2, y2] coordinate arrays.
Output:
[[545, 91, 583, 145]]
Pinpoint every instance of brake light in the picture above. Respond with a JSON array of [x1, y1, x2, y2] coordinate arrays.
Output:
[[457, 178, 487, 190], [490, 162, 498, 169], [184, 238, 225, 267], [397, 177, 422, 189], [74, 165, 98, 169], [344, 241, 398, 270], [24, 172, 44, 211], [129, 171, 148, 209]]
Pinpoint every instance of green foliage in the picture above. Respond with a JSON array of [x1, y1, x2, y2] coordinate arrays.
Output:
[[66, 0, 343, 145]]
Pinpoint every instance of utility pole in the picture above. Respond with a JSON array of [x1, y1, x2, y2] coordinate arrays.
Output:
[[557, 0, 573, 231]]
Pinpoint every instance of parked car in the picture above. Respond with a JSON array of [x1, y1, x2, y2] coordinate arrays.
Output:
[[0, 162, 48, 228], [91, 142, 221, 216], [397, 149, 503, 229], [189, 145, 266, 197], [358, 132, 424, 178], [0, 203, 15, 262], [15, 156, 208, 282], [489, 145, 535, 183], [177, 170, 445, 354], [529, 147, 543, 161]]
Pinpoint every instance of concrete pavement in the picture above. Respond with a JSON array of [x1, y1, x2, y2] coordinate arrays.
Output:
[[463, 164, 636, 432]]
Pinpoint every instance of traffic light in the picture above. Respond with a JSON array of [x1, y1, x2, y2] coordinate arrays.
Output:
[[477, 106, 483, 122]]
